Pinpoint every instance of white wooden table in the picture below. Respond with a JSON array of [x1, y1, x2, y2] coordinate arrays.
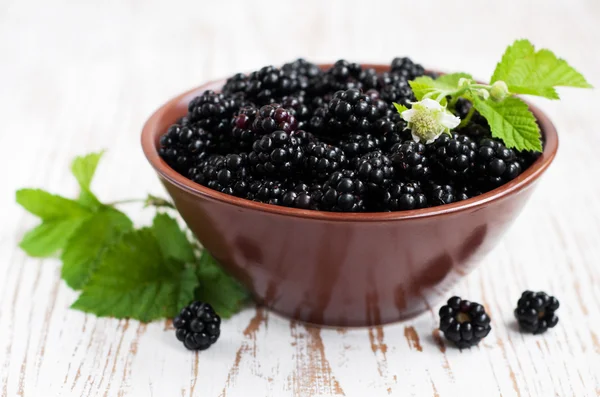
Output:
[[2, 0, 600, 395]]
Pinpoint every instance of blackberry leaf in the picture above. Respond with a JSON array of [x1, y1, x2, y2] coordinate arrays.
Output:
[[72, 228, 199, 322], [152, 213, 196, 263], [491, 39, 592, 99], [19, 217, 91, 257], [16, 189, 90, 220], [71, 151, 105, 209], [473, 96, 542, 152], [61, 208, 133, 289], [195, 251, 249, 318], [409, 73, 473, 102]]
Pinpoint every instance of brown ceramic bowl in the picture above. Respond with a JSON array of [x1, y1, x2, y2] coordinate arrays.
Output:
[[141, 64, 558, 327]]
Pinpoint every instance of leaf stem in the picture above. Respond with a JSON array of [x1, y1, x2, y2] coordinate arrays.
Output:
[[106, 198, 146, 206], [458, 105, 476, 128]]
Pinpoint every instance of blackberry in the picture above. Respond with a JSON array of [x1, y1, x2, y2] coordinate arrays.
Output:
[[191, 154, 251, 197], [231, 106, 260, 152], [308, 106, 327, 134], [514, 291, 559, 334], [248, 131, 304, 176], [326, 59, 363, 91], [187, 90, 237, 132], [174, 301, 221, 351], [247, 179, 286, 205], [430, 134, 478, 182], [459, 122, 491, 140], [159, 124, 227, 172], [439, 296, 491, 348], [339, 133, 383, 159], [358, 68, 379, 90], [377, 182, 427, 211], [390, 141, 431, 182], [325, 89, 385, 136], [222, 73, 249, 95], [282, 58, 322, 78], [303, 141, 346, 179], [475, 138, 522, 189], [379, 77, 415, 107], [390, 57, 425, 80], [427, 183, 465, 206], [245, 66, 303, 104], [252, 103, 299, 134], [281, 96, 311, 128], [320, 171, 367, 212], [281, 182, 321, 210], [354, 151, 394, 187]]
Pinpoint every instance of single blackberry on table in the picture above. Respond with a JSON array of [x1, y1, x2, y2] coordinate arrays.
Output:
[[174, 301, 221, 351], [252, 103, 299, 134], [390, 57, 425, 80], [514, 291, 559, 334], [429, 134, 478, 182], [376, 182, 428, 211], [248, 131, 304, 176], [354, 151, 394, 186], [439, 296, 492, 348], [320, 171, 367, 212], [475, 138, 522, 189], [303, 141, 346, 179], [325, 89, 385, 136], [390, 141, 431, 182]]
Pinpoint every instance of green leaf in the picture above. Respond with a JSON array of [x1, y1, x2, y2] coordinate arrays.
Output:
[[491, 39, 592, 99], [393, 102, 408, 113], [19, 216, 90, 257], [409, 73, 472, 103], [61, 209, 133, 289], [72, 228, 199, 322], [71, 151, 104, 209], [195, 251, 249, 318], [16, 189, 90, 220], [152, 213, 196, 263], [472, 96, 542, 152]]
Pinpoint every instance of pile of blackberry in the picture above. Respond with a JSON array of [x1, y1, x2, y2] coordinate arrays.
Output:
[[159, 58, 542, 212]]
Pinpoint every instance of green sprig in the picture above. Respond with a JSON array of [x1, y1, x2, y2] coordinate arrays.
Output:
[[398, 39, 592, 152], [16, 151, 250, 321]]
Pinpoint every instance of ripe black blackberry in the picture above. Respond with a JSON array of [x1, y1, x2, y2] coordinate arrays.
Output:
[[325, 89, 385, 136], [282, 58, 322, 79], [190, 154, 251, 197], [358, 67, 379, 90], [430, 134, 478, 182], [354, 151, 394, 187], [303, 141, 346, 179], [248, 131, 304, 176], [514, 291, 559, 334], [439, 296, 491, 348], [326, 59, 363, 91], [390, 57, 425, 80], [379, 77, 415, 107], [231, 106, 260, 152], [247, 179, 287, 205], [281, 182, 322, 210], [281, 96, 311, 128], [426, 183, 467, 206], [174, 301, 221, 351], [390, 141, 431, 182], [252, 103, 299, 134], [320, 171, 367, 212], [378, 182, 428, 211], [475, 138, 522, 189], [245, 66, 303, 104], [187, 90, 238, 132], [339, 133, 383, 159], [222, 73, 249, 95]]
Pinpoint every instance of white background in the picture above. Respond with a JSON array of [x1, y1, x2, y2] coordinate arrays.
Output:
[[1, 0, 600, 396]]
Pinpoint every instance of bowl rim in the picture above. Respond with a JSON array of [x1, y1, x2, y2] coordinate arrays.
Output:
[[141, 64, 558, 222]]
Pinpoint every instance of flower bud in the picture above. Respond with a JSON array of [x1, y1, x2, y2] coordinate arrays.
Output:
[[490, 80, 509, 102]]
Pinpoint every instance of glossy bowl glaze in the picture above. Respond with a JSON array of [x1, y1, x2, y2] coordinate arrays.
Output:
[[141, 64, 558, 327]]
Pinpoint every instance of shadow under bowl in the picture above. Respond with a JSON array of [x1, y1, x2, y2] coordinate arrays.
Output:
[[141, 64, 558, 327]]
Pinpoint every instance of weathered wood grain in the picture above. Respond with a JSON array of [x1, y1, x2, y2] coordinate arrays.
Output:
[[1, 0, 600, 395]]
